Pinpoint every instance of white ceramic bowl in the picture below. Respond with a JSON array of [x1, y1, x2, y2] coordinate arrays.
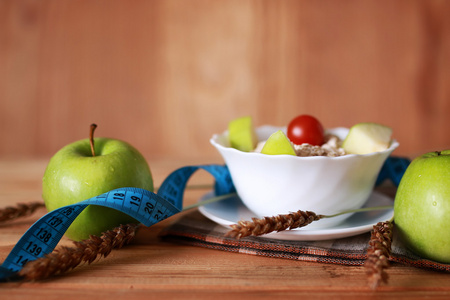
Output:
[[210, 125, 399, 229]]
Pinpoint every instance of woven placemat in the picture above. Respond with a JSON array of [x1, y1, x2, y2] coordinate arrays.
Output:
[[160, 210, 450, 272]]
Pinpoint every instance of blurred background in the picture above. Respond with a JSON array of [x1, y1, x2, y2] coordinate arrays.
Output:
[[1, 0, 449, 163]]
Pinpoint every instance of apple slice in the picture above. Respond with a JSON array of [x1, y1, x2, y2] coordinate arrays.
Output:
[[228, 116, 258, 152], [342, 122, 392, 154], [261, 130, 297, 156]]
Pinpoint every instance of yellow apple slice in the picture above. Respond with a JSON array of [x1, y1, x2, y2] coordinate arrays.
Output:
[[342, 123, 392, 154], [228, 116, 258, 152], [261, 130, 297, 156]]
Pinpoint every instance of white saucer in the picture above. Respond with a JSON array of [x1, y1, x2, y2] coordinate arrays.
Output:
[[198, 191, 394, 241]]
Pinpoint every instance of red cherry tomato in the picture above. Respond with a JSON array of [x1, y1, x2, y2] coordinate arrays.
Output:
[[286, 115, 324, 146]]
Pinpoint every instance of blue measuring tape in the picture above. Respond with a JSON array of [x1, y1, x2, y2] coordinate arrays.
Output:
[[0, 157, 409, 282], [376, 156, 411, 187], [0, 164, 235, 282]]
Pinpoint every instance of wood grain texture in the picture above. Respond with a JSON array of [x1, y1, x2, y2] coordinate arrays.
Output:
[[1, 160, 450, 299], [1, 0, 450, 161]]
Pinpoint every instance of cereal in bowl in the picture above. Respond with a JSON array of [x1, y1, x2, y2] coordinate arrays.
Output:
[[228, 115, 393, 156]]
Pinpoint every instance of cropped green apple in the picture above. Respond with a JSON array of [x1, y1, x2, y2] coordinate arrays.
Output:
[[42, 125, 153, 241], [342, 123, 392, 154], [228, 116, 258, 152], [261, 130, 296, 156], [394, 150, 450, 263]]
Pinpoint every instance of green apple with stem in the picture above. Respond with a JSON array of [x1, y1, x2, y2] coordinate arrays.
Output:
[[42, 124, 153, 241], [261, 130, 296, 156], [228, 116, 258, 152], [394, 150, 450, 263]]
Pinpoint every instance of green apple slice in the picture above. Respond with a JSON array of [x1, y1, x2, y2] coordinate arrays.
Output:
[[342, 122, 392, 154], [261, 130, 297, 156], [228, 116, 258, 152]]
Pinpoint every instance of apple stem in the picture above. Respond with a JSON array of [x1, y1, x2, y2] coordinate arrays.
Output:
[[436, 151, 441, 156], [90, 123, 97, 157]]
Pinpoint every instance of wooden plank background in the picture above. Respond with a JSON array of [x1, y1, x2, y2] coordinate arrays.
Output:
[[1, 0, 449, 162]]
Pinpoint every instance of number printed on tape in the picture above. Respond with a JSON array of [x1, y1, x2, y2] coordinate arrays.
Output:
[[0, 164, 235, 281]]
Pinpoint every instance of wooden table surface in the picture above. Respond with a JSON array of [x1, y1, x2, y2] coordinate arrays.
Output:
[[0, 159, 449, 300]]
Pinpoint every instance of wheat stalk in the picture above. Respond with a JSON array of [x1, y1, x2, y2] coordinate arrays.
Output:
[[1, 192, 235, 281], [364, 220, 394, 290], [227, 208, 395, 289], [4, 194, 394, 285], [0, 202, 45, 223], [18, 223, 141, 281], [226, 205, 392, 239], [226, 210, 323, 239]]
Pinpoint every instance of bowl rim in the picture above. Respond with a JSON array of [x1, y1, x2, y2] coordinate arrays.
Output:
[[210, 125, 399, 160]]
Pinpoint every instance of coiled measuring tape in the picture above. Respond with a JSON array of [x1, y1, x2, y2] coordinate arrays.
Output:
[[0, 157, 409, 282], [0, 164, 235, 281]]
